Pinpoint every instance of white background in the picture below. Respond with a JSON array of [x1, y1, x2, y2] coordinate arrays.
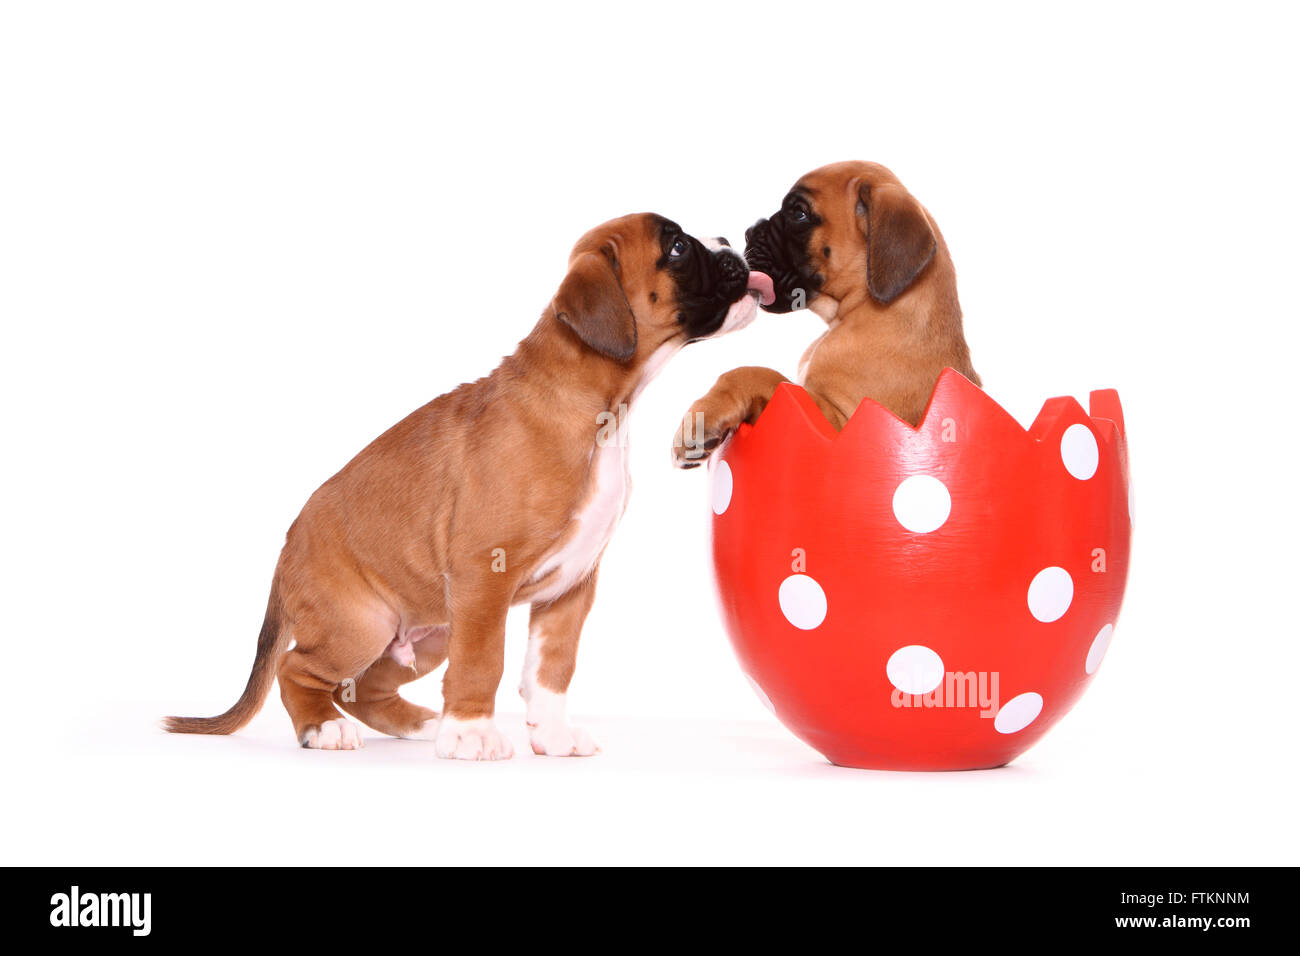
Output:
[[3, 1, 1297, 865]]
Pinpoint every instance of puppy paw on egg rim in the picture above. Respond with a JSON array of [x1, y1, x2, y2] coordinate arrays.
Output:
[[707, 368, 1132, 771]]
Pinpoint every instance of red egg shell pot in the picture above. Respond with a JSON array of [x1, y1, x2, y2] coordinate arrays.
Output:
[[709, 368, 1131, 771]]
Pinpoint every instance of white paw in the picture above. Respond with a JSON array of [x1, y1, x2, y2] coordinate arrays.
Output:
[[434, 716, 514, 761], [301, 718, 363, 751], [529, 721, 600, 757]]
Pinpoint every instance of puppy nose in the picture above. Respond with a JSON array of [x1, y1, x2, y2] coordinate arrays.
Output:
[[744, 219, 767, 247], [717, 248, 747, 284]]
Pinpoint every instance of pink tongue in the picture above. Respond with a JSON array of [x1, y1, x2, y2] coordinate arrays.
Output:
[[747, 270, 776, 306]]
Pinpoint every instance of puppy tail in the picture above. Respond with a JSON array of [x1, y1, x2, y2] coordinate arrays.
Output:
[[162, 579, 288, 736]]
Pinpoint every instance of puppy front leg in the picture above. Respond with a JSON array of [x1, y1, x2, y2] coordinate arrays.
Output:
[[671, 366, 790, 467], [521, 571, 600, 757], [436, 583, 513, 761]]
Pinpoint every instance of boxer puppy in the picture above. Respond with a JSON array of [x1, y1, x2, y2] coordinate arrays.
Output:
[[166, 213, 775, 759], [672, 161, 978, 463]]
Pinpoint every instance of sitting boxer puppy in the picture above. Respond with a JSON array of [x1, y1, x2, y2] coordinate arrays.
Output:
[[672, 161, 979, 464], [166, 214, 775, 759]]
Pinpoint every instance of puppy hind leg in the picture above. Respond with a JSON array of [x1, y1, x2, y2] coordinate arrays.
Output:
[[279, 652, 361, 750], [279, 601, 394, 751], [335, 626, 448, 738]]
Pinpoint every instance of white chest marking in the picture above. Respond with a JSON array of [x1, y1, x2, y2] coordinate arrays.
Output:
[[529, 344, 679, 604], [530, 419, 632, 603]]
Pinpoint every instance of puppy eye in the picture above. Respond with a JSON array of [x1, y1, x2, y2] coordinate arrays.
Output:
[[790, 206, 809, 224], [669, 237, 688, 258]]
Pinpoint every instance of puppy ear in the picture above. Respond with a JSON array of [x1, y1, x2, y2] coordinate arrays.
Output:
[[858, 183, 937, 304], [550, 249, 637, 362]]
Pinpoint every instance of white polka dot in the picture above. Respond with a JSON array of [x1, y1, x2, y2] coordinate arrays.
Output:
[[892, 475, 952, 533], [1027, 566, 1073, 622], [712, 460, 733, 515], [1060, 423, 1099, 480], [778, 574, 827, 630], [994, 692, 1043, 734], [744, 674, 775, 713], [886, 645, 945, 695], [1085, 623, 1114, 675]]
